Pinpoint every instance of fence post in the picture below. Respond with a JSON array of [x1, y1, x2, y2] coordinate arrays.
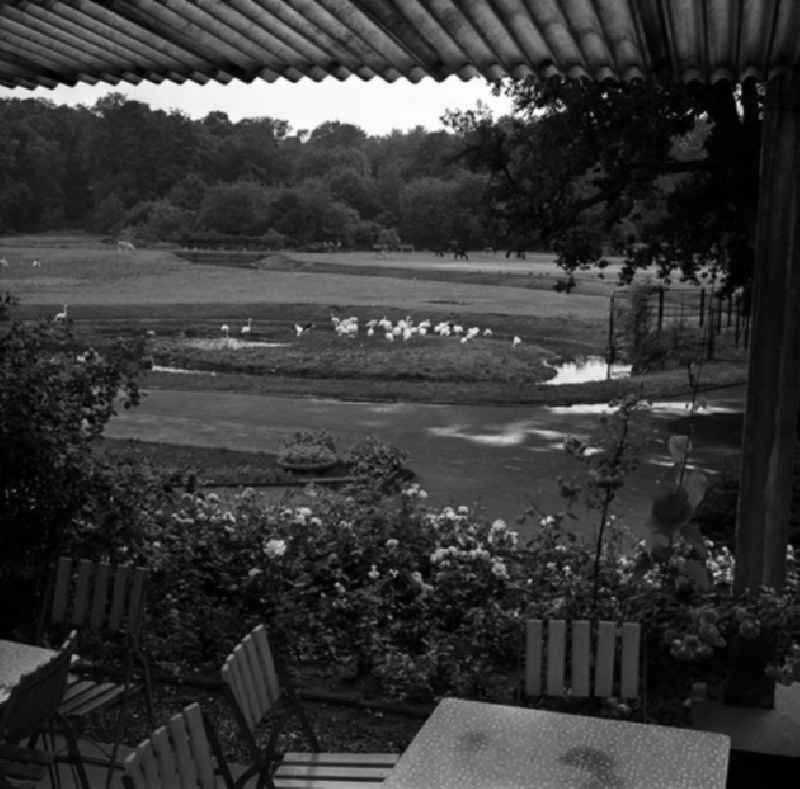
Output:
[[707, 297, 715, 360], [657, 288, 665, 333], [699, 288, 705, 327], [735, 295, 742, 345], [606, 292, 615, 379]]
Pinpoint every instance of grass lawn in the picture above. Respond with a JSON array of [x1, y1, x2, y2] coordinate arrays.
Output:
[[141, 360, 748, 405], [1, 236, 611, 318], [150, 333, 557, 384]]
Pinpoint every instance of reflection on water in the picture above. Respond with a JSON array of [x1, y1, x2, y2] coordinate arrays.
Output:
[[151, 365, 217, 376], [184, 338, 290, 350], [544, 356, 632, 385], [429, 422, 574, 448]]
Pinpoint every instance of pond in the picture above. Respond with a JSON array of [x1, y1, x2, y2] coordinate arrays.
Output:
[[543, 355, 632, 385]]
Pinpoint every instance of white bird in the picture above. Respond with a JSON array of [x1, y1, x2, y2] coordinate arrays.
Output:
[[367, 327, 375, 337], [512, 336, 522, 347], [53, 304, 68, 322], [460, 336, 469, 344], [221, 324, 230, 337], [0, 257, 8, 268], [241, 318, 253, 336], [31, 259, 41, 268], [385, 331, 394, 342], [483, 328, 493, 337]]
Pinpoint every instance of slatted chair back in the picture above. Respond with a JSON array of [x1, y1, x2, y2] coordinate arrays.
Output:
[[0, 631, 77, 742], [46, 557, 148, 642], [122, 703, 232, 789], [524, 619, 641, 700], [220, 624, 282, 733]]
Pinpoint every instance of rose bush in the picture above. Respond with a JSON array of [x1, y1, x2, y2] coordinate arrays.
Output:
[[118, 473, 800, 713]]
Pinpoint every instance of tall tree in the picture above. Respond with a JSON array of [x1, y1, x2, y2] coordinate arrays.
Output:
[[449, 78, 761, 290]]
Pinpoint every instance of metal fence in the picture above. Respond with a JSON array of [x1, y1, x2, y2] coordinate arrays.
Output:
[[606, 286, 751, 373]]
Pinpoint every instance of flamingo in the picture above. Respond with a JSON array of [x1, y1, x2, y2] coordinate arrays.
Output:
[[241, 318, 253, 336], [53, 304, 68, 322], [512, 336, 522, 347]]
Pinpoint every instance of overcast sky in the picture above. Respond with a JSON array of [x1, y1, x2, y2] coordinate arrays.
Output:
[[0, 76, 514, 135]]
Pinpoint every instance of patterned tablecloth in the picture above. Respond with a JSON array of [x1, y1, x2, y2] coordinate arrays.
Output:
[[0, 640, 58, 706], [383, 698, 731, 789]]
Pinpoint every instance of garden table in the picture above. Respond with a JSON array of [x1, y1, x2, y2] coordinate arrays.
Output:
[[383, 698, 730, 788], [0, 639, 58, 707]]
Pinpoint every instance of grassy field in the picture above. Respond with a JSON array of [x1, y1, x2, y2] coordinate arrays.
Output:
[[2, 233, 741, 404], [142, 360, 747, 405], [151, 333, 557, 383], [0, 235, 612, 318]]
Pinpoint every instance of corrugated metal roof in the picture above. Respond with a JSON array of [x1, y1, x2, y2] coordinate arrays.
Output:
[[1, 1, 798, 90]]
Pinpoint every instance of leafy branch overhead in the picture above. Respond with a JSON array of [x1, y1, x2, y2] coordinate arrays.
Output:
[[446, 78, 761, 290]]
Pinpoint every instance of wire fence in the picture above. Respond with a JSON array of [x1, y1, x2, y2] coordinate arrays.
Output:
[[606, 286, 751, 374]]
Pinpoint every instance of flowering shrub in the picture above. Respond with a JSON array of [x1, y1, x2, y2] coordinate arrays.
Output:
[[77, 454, 800, 711], [277, 431, 339, 469]]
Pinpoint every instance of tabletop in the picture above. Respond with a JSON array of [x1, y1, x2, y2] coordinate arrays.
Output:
[[383, 698, 731, 789], [0, 639, 58, 706]]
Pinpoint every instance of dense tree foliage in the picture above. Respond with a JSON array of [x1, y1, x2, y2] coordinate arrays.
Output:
[[448, 78, 761, 289], [0, 95, 492, 251]]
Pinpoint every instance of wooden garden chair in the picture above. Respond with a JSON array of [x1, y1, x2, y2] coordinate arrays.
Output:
[[0, 631, 89, 789], [37, 557, 155, 786], [524, 619, 644, 716], [122, 703, 234, 789], [222, 625, 399, 789]]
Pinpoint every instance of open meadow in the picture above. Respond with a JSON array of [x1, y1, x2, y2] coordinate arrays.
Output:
[[0, 235, 613, 318]]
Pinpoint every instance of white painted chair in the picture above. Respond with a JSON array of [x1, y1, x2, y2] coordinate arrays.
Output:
[[524, 619, 642, 703]]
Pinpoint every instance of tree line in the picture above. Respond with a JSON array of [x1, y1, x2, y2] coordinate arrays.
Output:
[[0, 92, 494, 251]]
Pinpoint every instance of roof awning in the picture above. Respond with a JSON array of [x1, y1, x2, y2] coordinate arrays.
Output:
[[1, 1, 799, 91]]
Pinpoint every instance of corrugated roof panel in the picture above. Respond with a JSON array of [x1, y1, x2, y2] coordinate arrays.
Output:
[[0, 0, 798, 89]]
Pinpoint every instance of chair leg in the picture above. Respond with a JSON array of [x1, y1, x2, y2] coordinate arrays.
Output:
[[55, 713, 90, 789]]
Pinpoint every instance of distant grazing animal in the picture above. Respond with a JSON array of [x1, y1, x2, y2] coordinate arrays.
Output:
[[295, 322, 313, 336], [53, 304, 68, 322], [31, 259, 41, 268], [0, 257, 8, 268], [512, 336, 522, 347], [241, 318, 253, 336], [117, 240, 135, 251]]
